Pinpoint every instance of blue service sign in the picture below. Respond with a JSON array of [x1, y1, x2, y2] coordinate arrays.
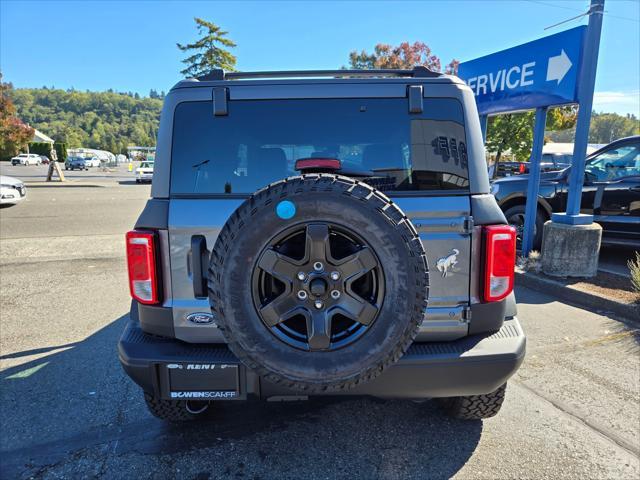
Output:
[[458, 26, 586, 115]]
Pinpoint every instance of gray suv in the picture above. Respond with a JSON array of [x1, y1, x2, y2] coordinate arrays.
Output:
[[118, 67, 526, 422]]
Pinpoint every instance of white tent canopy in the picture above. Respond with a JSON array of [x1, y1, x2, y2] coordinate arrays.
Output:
[[32, 129, 55, 144]]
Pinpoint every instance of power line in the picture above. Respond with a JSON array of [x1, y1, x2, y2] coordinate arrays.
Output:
[[523, 0, 640, 23]]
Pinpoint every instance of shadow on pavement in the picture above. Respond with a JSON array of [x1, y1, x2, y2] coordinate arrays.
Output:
[[0, 342, 80, 360], [1, 315, 483, 479], [117, 180, 150, 186], [25, 183, 105, 188]]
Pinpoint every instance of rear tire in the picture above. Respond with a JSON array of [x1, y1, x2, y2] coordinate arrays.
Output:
[[144, 393, 209, 422], [503, 204, 545, 250], [437, 383, 507, 420]]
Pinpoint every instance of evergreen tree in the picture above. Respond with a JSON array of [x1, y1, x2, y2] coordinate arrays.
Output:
[[177, 18, 237, 77]]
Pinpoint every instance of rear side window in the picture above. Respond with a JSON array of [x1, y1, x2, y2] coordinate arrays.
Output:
[[170, 97, 468, 195]]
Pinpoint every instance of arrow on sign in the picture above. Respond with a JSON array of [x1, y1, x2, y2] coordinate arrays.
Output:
[[546, 49, 573, 84]]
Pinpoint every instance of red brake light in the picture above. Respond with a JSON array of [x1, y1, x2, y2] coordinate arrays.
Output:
[[518, 163, 526, 174], [294, 158, 342, 172], [126, 230, 159, 304], [483, 225, 516, 302]]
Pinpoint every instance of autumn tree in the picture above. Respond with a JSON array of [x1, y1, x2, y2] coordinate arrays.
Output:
[[0, 73, 34, 160], [348, 41, 459, 74], [177, 18, 237, 77]]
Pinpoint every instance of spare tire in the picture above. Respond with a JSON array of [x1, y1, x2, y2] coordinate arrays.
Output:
[[208, 174, 429, 392]]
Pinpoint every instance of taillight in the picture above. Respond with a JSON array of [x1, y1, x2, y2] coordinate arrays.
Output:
[[483, 225, 516, 302], [518, 163, 526, 174], [126, 230, 159, 304]]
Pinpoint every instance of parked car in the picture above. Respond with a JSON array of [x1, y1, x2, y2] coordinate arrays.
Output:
[[11, 153, 41, 166], [491, 154, 572, 179], [119, 67, 525, 423], [540, 152, 572, 171], [492, 161, 528, 178], [491, 135, 640, 248], [38, 155, 51, 165], [0, 175, 27, 206], [65, 156, 91, 171], [135, 161, 154, 183], [84, 156, 101, 168]]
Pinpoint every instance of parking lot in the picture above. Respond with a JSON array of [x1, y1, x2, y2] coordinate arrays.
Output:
[[0, 171, 638, 479]]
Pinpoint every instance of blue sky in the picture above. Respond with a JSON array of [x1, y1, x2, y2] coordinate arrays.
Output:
[[1, 0, 638, 115]]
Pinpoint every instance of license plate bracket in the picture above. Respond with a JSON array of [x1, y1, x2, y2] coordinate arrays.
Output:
[[159, 362, 242, 400]]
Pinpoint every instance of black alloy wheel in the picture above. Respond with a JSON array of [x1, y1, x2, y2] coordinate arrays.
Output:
[[252, 222, 384, 352]]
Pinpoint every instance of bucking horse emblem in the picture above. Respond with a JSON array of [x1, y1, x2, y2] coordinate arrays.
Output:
[[436, 249, 459, 277]]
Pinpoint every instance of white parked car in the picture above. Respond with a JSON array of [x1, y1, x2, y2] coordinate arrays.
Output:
[[84, 157, 100, 168], [0, 175, 26, 206], [84, 156, 101, 168], [135, 161, 154, 183], [11, 153, 42, 166]]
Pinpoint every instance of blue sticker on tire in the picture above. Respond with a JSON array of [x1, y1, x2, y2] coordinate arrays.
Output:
[[276, 200, 296, 220]]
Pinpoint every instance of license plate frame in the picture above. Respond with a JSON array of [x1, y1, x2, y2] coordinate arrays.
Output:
[[158, 362, 244, 400]]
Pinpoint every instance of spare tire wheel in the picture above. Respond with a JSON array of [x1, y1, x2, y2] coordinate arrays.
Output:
[[208, 174, 429, 392]]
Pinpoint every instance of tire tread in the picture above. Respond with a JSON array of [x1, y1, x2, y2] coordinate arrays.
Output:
[[438, 384, 507, 420]]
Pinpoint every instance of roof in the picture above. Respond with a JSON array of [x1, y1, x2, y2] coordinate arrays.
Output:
[[31, 129, 55, 144]]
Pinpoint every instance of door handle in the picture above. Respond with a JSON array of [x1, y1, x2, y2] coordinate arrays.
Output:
[[191, 235, 209, 298]]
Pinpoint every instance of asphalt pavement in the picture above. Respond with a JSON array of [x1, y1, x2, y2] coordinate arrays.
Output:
[[0, 174, 638, 479]]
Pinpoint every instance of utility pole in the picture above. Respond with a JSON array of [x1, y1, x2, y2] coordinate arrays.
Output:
[[552, 0, 605, 225], [541, 0, 605, 278]]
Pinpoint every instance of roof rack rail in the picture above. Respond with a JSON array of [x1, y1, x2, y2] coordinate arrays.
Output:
[[196, 66, 441, 82]]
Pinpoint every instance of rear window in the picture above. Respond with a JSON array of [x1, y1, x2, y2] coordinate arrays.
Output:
[[170, 98, 468, 195]]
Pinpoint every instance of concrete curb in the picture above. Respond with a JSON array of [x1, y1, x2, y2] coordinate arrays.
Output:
[[515, 271, 640, 322]]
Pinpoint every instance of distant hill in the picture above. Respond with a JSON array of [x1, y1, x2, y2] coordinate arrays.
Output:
[[9, 86, 638, 155], [10, 88, 163, 154]]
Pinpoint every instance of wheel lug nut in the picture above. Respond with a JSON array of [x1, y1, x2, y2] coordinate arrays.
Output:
[[330, 290, 341, 300], [297, 290, 308, 300], [313, 262, 324, 271], [297, 272, 306, 281], [330, 271, 340, 281], [314, 300, 323, 309]]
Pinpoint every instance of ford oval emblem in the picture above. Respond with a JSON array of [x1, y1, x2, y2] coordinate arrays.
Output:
[[186, 312, 215, 325]]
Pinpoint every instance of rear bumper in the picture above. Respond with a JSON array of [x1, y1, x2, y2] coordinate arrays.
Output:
[[118, 318, 525, 400]]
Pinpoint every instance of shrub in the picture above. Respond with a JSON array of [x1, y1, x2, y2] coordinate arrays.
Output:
[[54, 142, 67, 162], [628, 252, 640, 294], [28, 142, 53, 157], [519, 250, 542, 273]]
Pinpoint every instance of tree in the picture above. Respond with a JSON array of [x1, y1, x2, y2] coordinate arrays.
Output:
[[486, 106, 578, 163], [486, 113, 535, 163], [546, 111, 639, 144], [0, 73, 34, 160], [588, 112, 639, 143], [9, 86, 163, 151], [177, 18, 237, 77], [347, 41, 459, 74]]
